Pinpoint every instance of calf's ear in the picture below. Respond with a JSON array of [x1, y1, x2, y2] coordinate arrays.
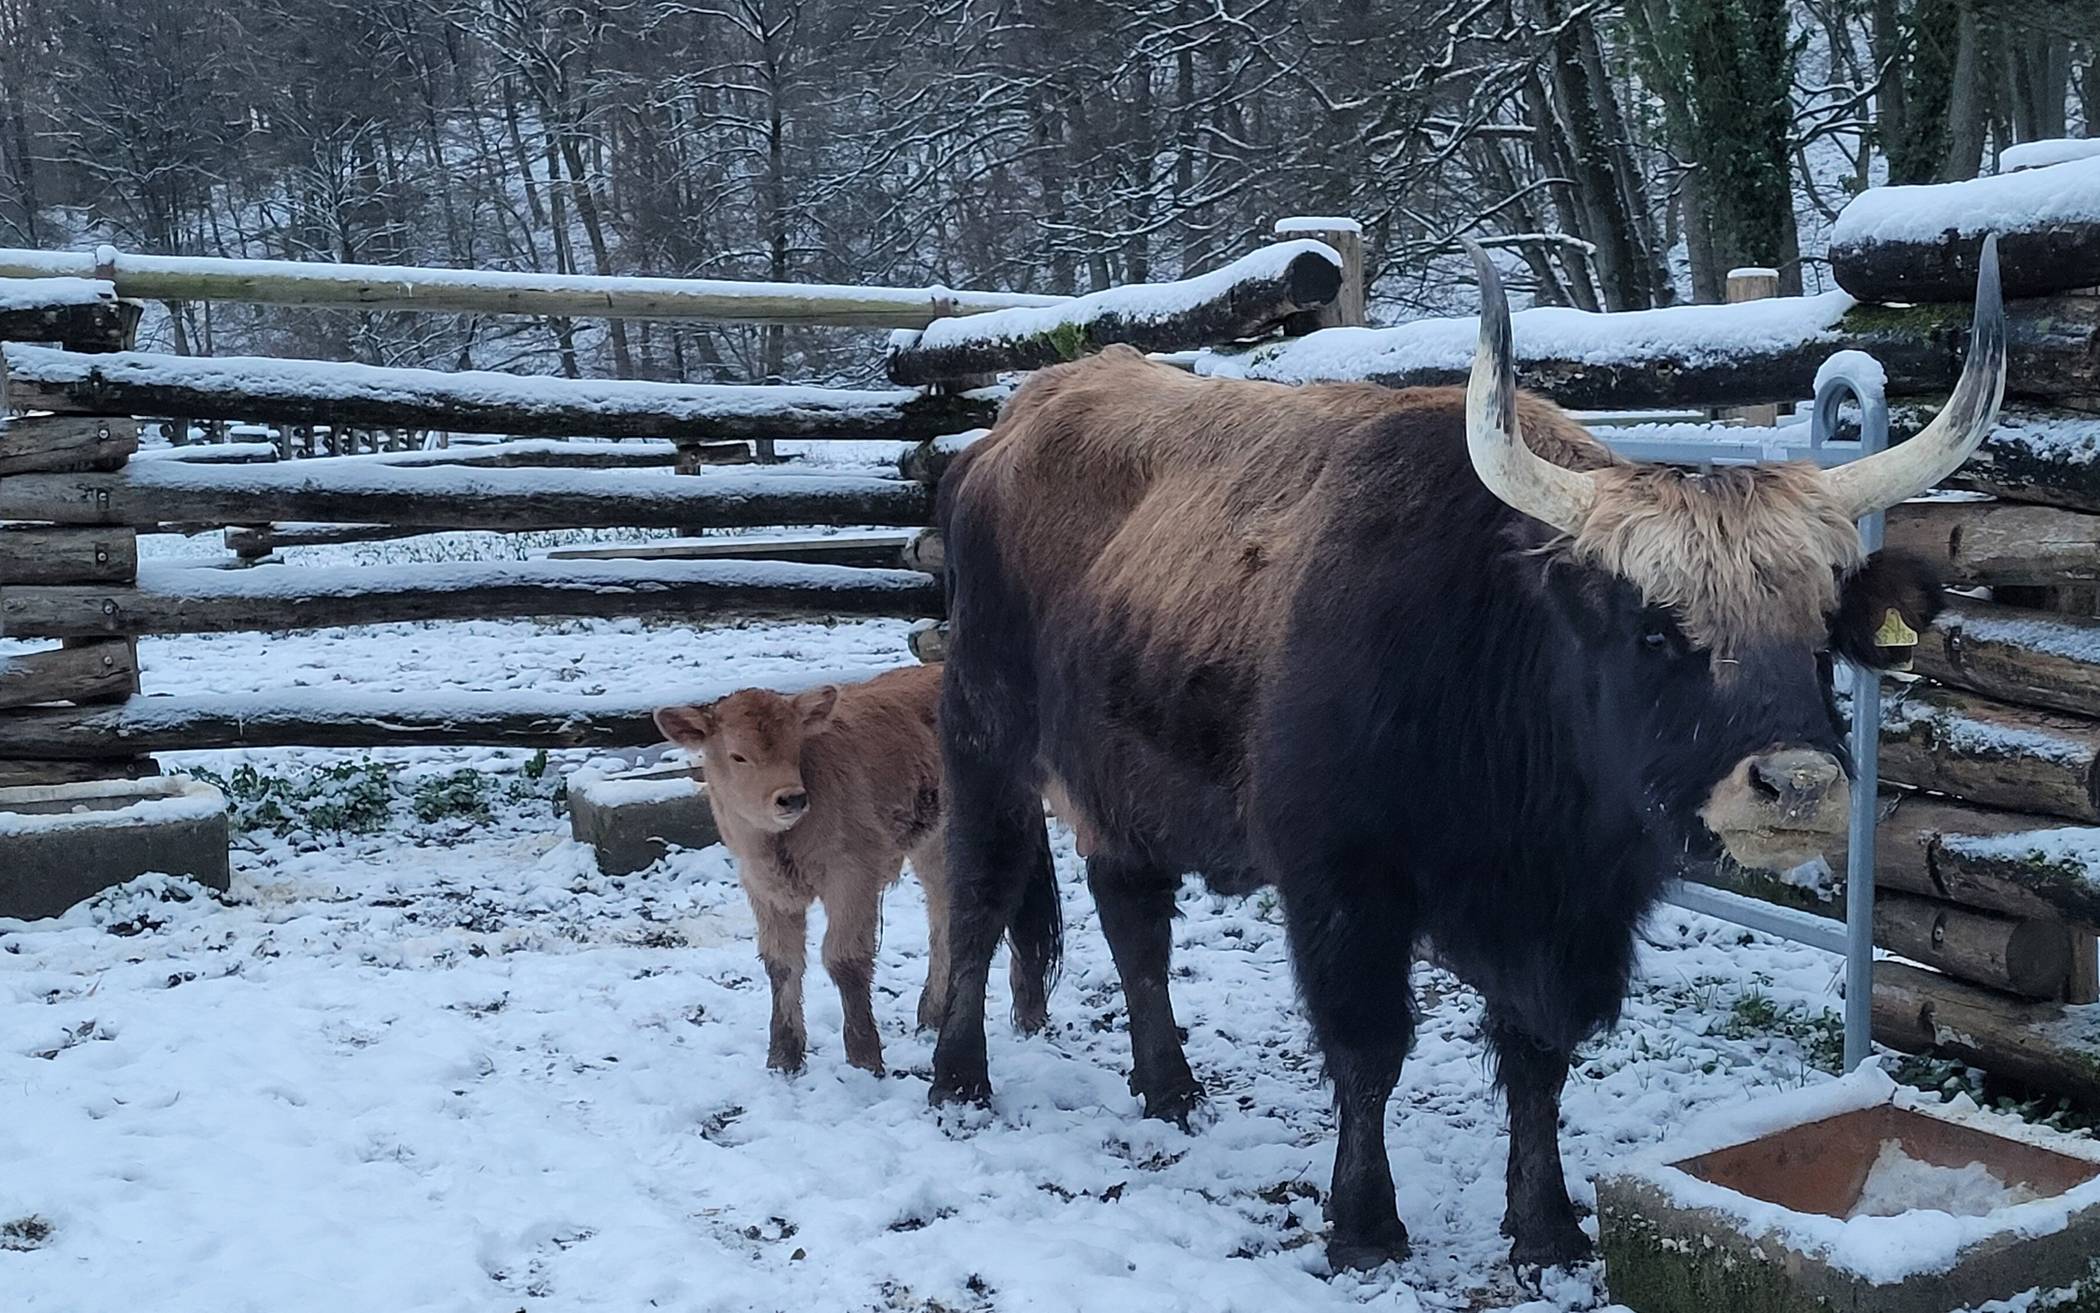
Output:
[[1832, 549, 1943, 671], [795, 684, 840, 732], [654, 703, 717, 747]]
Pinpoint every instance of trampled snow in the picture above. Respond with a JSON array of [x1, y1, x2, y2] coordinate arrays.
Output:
[[1833, 155, 2100, 247], [0, 276, 114, 312], [0, 529, 2045, 1313], [1198, 290, 1857, 387]]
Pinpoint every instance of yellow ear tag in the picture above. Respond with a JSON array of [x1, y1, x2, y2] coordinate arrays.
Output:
[[1874, 609, 1919, 648]]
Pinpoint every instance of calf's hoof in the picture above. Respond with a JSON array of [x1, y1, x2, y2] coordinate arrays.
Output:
[[1507, 1222, 1593, 1272], [1326, 1220, 1411, 1273], [847, 1041, 885, 1075], [1011, 996, 1050, 1036], [767, 1046, 805, 1075], [916, 991, 947, 1032]]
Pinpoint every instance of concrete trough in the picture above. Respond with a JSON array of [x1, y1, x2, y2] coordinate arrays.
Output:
[[568, 763, 719, 876], [1599, 1068, 2100, 1312], [0, 775, 230, 919]]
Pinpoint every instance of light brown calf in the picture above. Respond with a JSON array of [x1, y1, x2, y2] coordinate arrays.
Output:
[[655, 664, 953, 1074]]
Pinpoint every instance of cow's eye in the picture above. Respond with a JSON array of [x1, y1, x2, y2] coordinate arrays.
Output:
[[1641, 627, 1671, 653]]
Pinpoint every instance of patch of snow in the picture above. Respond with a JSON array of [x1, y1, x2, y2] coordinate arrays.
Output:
[[2001, 139, 2100, 173], [1833, 156, 2100, 246], [1943, 606, 2100, 665], [1847, 1139, 2039, 1219], [569, 769, 701, 808], [1729, 266, 1781, 279], [1815, 349, 1887, 398], [1201, 290, 1857, 386], [121, 556, 934, 603], [0, 778, 225, 838], [1971, 411, 2100, 468], [0, 276, 114, 312], [1273, 216, 1363, 235], [907, 241, 1341, 354], [1940, 827, 2100, 893]]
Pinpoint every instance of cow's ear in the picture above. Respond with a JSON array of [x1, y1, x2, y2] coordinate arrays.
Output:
[[1833, 549, 1943, 671], [655, 703, 717, 747], [795, 685, 840, 733]]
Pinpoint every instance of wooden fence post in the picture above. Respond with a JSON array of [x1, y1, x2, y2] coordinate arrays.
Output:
[[1722, 267, 1782, 426], [1273, 217, 1365, 330]]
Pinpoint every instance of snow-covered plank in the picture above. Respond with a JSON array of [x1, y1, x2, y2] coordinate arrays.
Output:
[[1830, 156, 2100, 301], [0, 558, 942, 637], [545, 531, 914, 570], [0, 345, 1001, 442], [2002, 138, 2100, 172], [1882, 499, 2100, 586], [0, 525, 137, 585], [0, 248, 1064, 328], [0, 640, 138, 709], [886, 242, 1342, 385], [0, 459, 932, 532], [898, 428, 987, 485], [1199, 291, 2100, 407], [1915, 594, 2100, 720], [0, 668, 882, 755], [1878, 683, 2100, 823], [0, 415, 138, 476], [0, 277, 134, 350], [1934, 405, 2100, 513]]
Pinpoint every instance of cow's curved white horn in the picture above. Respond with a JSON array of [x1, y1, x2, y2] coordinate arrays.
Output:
[[1824, 233, 2007, 520], [1462, 239, 1596, 534]]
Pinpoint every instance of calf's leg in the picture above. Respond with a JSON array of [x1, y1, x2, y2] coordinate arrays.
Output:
[[1487, 1011, 1591, 1269], [910, 837, 952, 1031], [1282, 874, 1415, 1271], [750, 896, 809, 1074], [1087, 855, 1204, 1125], [821, 872, 888, 1073]]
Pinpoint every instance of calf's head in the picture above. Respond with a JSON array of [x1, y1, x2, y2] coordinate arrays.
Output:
[[654, 685, 840, 832], [1462, 238, 2006, 870]]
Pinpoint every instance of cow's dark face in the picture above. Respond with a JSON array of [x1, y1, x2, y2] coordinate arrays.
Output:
[[1543, 546, 1942, 869]]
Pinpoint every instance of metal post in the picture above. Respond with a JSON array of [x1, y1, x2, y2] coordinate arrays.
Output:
[[1811, 360, 1890, 1071]]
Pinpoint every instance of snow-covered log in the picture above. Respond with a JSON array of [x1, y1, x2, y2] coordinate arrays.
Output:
[[0, 461, 933, 532], [2002, 139, 2100, 172], [1926, 406, 2100, 513], [0, 415, 138, 476], [909, 620, 948, 663], [1882, 499, 2100, 586], [0, 526, 137, 586], [0, 249, 1064, 328], [0, 669, 883, 755], [0, 640, 138, 709], [886, 242, 1342, 385], [898, 430, 986, 485], [900, 528, 942, 574], [1878, 683, 2100, 823], [0, 757, 156, 789], [1830, 157, 2100, 301], [0, 559, 943, 638], [0, 345, 1001, 442], [1872, 961, 2100, 1105], [1914, 595, 2100, 719], [1200, 291, 2100, 408], [358, 437, 739, 469], [0, 277, 135, 350], [221, 523, 416, 558]]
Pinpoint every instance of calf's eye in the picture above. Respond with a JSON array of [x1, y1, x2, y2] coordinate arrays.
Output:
[[729, 752, 748, 764]]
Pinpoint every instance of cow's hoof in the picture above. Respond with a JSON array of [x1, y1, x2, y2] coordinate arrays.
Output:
[[1326, 1222, 1411, 1273], [1508, 1223, 1593, 1272], [928, 1070, 992, 1107], [1140, 1081, 1209, 1130]]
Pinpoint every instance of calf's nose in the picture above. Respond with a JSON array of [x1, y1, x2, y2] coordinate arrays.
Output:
[[775, 788, 808, 815], [1746, 749, 1844, 823]]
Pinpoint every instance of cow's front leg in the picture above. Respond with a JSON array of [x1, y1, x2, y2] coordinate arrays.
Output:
[[1488, 1012, 1591, 1270], [1087, 856, 1204, 1125]]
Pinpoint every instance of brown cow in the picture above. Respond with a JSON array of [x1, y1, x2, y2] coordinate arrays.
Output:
[[656, 664, 1058, 1074]]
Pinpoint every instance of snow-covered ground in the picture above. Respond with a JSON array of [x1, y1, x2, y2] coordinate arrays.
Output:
[[1, 529, 1899, 1313]]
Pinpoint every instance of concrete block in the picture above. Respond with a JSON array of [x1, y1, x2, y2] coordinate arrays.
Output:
[[0, 776, 230, 920], [569, 764, 719, 876]]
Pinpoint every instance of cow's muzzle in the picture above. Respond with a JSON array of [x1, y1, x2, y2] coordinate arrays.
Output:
[[1700, 748, 1850, 869]]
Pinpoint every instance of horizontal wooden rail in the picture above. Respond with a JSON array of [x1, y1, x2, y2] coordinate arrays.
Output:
[[0, 668, 885, 756], [0, 248, 1066, 328], [0, 461, 933, 532], [0, 559, 942, 637], [0, 345, 1001, 442]]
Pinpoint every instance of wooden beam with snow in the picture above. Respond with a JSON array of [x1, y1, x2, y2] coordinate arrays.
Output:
[[886, 242, 1342, 386], [0, 278, 136, 351], [1877, 683, 2100, 823], [362, 437, 746, 469], [0, 559, 943, 638], [1882, 499, 2100, 585], [1872, 961, 2100, 1105], [1829, 157, 2100, 302], [0, 669, 884, 756], [1929, 406, 2100, 513], [546, 532, 914, 570], [1208, 292, 2100, 408], [0, 249, 1064, 328], [0, 415, 139, 476], [1915, 595, 2100, 719], [0, 345, 1001, 442], [0, 526, 137, 585], [0, 461, 933, 532], [0, 757, 158, 789]]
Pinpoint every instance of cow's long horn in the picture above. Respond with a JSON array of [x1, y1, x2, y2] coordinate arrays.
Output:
[[1462, 239, 1595, 534], [1824, 233, 2007, 520]]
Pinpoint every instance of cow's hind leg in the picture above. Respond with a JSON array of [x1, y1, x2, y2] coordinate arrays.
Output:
[[929, 770, 1040, 1106], [1283, 874, 1415, 1271], [1487, 1011, 1591, 1269], [1088, 855, 1203, 1126]]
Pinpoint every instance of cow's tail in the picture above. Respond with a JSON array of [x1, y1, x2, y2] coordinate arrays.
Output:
[[1004, 808, 1063, 1034]]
